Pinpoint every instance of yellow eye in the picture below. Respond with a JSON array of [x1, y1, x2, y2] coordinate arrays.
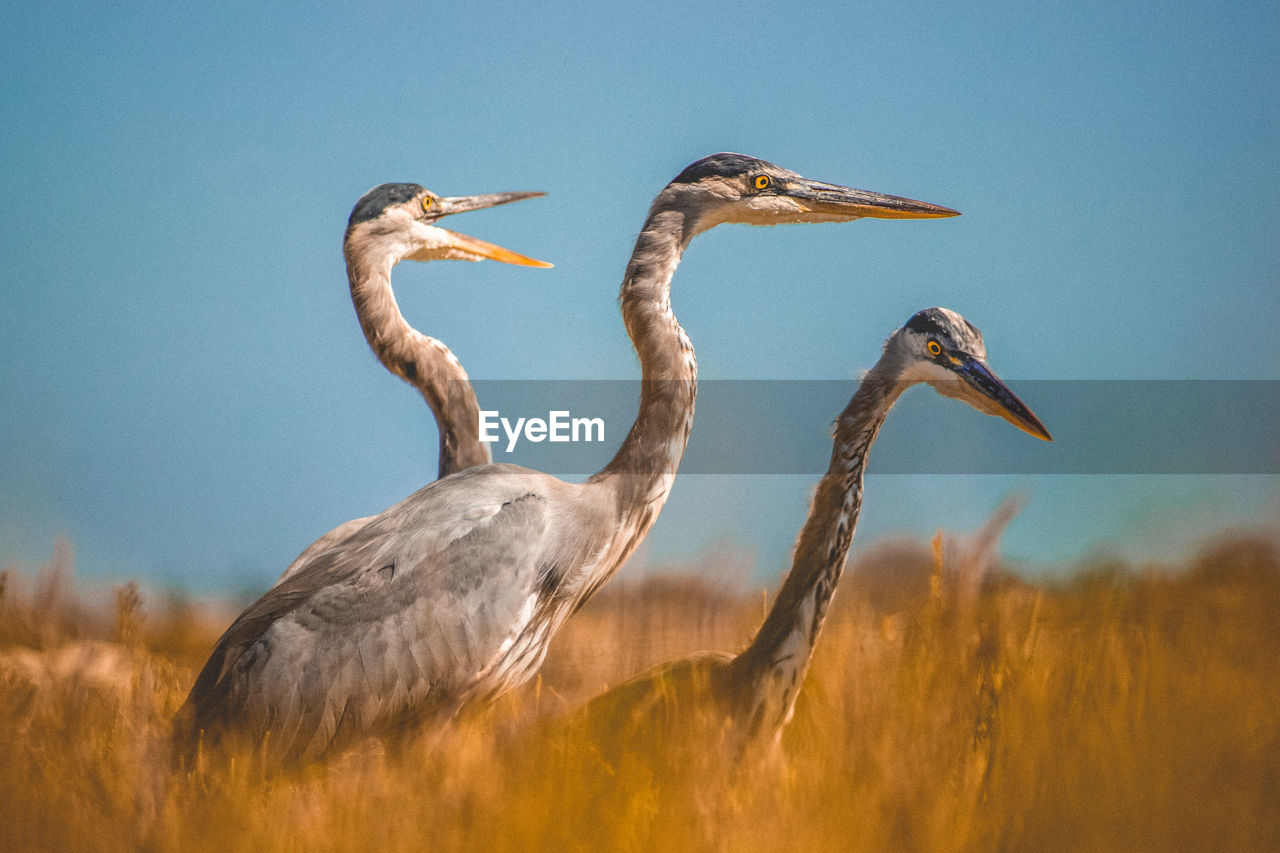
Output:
[[421, 196, 434, 212], [753, 174, 770, 190], [927, 340, 942, 357]]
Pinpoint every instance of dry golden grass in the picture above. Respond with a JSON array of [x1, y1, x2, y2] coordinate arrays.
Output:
[[2, 533, 1278, 852]]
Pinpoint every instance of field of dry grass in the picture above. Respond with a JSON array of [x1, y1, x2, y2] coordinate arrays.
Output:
[[2, 532, 1278, 852]]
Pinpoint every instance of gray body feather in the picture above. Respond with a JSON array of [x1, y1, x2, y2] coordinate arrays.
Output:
[[185, 465, 606, 761]]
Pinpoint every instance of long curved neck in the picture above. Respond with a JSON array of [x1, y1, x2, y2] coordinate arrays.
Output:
[[733, 360, 907, 735], [589, 204, 699, 518], [344, 245, 491, 479]]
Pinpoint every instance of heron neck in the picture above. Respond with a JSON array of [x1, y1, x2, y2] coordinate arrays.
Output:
[[733, 361, 906, 735], [589, 204, 698, 543], [345, 249, 491, 479], [591, 202, 701, 491]]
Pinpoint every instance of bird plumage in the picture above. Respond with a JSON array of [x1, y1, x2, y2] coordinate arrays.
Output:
[[175, 156, 958, 764], [342, 182, 551, 477], [272, 184, 550, 583], [567, 307, 1050, 763]]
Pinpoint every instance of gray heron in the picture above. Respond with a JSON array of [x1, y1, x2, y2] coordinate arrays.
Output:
[[566, 307, 1050, 761], [174, 154, 959, 764], [275, 185, 551, 582]]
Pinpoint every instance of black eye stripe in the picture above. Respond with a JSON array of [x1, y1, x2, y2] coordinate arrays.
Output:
[[670, 153, 777, 184], [349, 183, 426, 227], [905, 312, 949, 337]]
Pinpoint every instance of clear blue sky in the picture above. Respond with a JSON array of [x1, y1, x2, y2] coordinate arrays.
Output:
[[2, 2, 1277, 595]]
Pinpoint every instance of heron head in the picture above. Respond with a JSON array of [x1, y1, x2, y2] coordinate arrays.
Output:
[[662, 153, 960, 236], [886, 307, 1052, 441], [345, 183, 552, 268]]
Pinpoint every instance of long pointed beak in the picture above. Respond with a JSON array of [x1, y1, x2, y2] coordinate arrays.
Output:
[[958, 357, 1053, 441], [436, 191, 546, 217], [439, 229, 554, 268], [435, 191, 553, 268], [787, 178, 960, 220]]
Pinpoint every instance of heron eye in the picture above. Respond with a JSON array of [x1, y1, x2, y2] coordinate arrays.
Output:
[[753, 174, 771, 191], [421, 196, 434, 212], [927, 340, 942, 357]]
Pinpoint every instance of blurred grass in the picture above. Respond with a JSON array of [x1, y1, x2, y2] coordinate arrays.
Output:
[[1, 533, 1278, 852]]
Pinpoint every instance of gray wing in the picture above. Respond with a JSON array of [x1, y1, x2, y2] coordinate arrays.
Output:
[[178, 482, 549, 762]]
